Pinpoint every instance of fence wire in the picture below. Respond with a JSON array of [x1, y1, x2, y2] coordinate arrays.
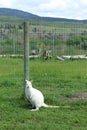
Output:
[[0, 22, 87, 87], [29, 22, 87, 59], [0, 22, 87, 57]]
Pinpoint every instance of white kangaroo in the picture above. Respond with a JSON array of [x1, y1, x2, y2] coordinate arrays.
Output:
[[25, 80, 70, 111]]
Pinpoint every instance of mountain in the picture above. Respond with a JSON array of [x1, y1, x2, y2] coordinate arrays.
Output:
[[0, 8, 40, 20], [0, 8, 87, 23]]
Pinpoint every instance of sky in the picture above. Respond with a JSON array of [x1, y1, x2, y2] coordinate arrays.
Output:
[[0, 0, 87, 20]]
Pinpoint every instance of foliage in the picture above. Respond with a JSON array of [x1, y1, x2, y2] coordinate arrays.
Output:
[[66, 35, 81, 46], [66, 35, 87, 50], [80, 35, 87, 49]]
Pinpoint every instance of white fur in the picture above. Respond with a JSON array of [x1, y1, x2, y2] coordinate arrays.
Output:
[[25, 80, 70, 111], [25, 80, 46, 111]]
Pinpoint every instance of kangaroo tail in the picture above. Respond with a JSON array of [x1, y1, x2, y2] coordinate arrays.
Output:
[[42, 103, 70, 108]]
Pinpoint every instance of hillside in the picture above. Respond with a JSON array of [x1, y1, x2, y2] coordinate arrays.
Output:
[[0, 8, 40, 20], [0, 8, 87, 23]]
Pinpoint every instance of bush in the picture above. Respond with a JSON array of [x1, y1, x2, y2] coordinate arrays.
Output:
[[66, 36, 81, 46], [66, 35, 87, 50]]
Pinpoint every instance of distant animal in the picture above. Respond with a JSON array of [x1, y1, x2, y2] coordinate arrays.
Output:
[[25, 80, 70, 111], [30, 49, 41, 55], [42, 50, 52, 60]]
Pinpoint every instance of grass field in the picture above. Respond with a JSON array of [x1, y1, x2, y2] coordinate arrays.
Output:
[[0, 58, 87, 130]]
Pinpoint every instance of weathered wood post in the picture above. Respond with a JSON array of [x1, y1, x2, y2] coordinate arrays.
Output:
[[52, 32, 54, 56], [24, 21, 29, 95]]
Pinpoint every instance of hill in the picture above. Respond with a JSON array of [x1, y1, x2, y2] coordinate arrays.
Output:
[[0, 8, 87, 23], [0, 8, 40, 20]]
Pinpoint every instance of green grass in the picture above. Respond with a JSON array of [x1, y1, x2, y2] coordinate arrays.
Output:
[[0, 58, 87, 130]]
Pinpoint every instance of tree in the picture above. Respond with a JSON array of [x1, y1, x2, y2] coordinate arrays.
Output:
[[66, 35, 81, 46]]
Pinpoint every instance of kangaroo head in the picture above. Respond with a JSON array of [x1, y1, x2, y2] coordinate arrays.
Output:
[[26, 80, 33, 88]]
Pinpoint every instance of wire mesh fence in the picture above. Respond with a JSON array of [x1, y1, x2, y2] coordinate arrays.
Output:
[[0, 23, 23, 56], [29, 22, 87, 62], [0, 22, 87, 58], [0, 21, 87, 88], [0, 23, 24, 88]]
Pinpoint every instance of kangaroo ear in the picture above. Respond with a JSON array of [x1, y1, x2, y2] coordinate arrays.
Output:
[[29, 80, 33, 83], [26, 80, 28, 83]]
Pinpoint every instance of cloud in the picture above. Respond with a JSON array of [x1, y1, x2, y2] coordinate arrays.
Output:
[[39, 0, 67, 11], [0, 0, 87, 19], [0, 0, 16, 7], [38, 0, 87, 19], [28, 0, 87, 19], [79, 0, 87, 5]]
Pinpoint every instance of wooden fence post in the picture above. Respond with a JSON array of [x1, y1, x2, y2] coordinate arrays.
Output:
[[24, 21, 29, 95]]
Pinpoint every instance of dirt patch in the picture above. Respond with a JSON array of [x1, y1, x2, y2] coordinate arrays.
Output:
[[66, 92, 87, 101]]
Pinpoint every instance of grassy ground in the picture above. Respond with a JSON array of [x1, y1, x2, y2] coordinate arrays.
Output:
[[0, 58, 87, 130]]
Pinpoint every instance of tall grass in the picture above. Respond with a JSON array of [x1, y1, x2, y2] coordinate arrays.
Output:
[[0, 58, 87, 130]]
